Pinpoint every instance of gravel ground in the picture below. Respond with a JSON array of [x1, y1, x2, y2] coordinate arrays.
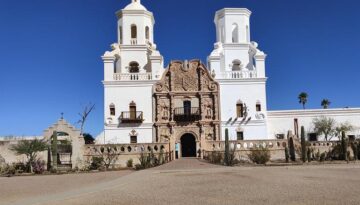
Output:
[[1, 159, 360, 205]]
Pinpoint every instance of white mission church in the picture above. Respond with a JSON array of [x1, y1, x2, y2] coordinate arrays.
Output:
[[97, 0, 360, 157]]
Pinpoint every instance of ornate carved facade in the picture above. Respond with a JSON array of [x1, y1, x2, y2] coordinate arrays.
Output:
[[153, 60, 220, 146]]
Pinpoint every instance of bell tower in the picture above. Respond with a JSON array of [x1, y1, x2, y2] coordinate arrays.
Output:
[[208, 8, 269, 141], [102, 0, 164, 81], [101, 0, 164, 144]]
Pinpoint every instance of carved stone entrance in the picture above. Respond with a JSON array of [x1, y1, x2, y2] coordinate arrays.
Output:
[[153, 60, 221, 158], [181, 134, 196, 157]]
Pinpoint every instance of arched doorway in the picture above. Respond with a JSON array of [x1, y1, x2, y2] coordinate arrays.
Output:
[[180, 133, 196, 157]]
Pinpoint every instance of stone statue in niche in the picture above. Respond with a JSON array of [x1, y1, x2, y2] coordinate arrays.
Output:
[[161, 104, 169, 120], [203, 99, 213, 119]]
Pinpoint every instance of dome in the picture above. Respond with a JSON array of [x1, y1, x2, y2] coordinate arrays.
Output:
[[124, 0, 147, 11]]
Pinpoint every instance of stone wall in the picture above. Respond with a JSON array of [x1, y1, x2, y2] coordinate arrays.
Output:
[[83, 142, 172, 167], [203, 139, 288, 161]]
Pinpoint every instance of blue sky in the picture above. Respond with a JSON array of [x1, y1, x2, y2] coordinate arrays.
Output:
[[0, 0, 360, 137]]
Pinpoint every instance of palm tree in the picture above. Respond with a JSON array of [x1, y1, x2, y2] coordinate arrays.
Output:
[[321, 99, 331, 109], [298, 92, 308, 109]]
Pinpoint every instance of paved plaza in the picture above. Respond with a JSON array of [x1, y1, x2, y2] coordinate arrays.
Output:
[[1, 159, 360, 205]]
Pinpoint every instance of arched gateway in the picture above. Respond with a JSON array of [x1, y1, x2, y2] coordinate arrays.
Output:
[[153, 60, 221, 158], [180, 133, 196, 157]]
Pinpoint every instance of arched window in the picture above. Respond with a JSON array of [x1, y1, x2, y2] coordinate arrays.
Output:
[[129, 101, 137, 120], [131, 24, 137, 39], [256, 101, 261, 112], [236, 101, 244, 118], [119, 26, 123, 44], [232, 59, 242, 71], [110, 104, 115, 116], [232, 23, 239, 43], [145, 26, 150, 40], [129, 61, 139, 73]]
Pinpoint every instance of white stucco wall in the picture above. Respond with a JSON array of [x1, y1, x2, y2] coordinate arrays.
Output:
[[267, 108, 360, 140], [218, 79, 268, 140]]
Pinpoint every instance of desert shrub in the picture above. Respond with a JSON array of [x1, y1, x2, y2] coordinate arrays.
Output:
[[14, 162, 28, 173], [248, 147, 271, 164], [351, 142, 358, 161], [0, 163, 16, 177], [90, 156, 104, 170], [208, 151, 223, 164], [158, 149, 164, 165], [315, 149, 320, 161], [126, 159, 133, 168], [32, 159, 45, 174], [320, 152, 326, 162]]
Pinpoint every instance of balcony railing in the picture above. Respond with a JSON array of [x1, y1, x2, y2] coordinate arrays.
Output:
[[174, 107, 200, 121], [120, 111, 144, 123], [219, 70, 257, 79], [113, 73, 152, 81], [130, 38, 137, 45]]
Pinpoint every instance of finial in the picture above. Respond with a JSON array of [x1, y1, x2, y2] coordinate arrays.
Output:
[[60, 112, 64, 120], [132, 0, 140, 3]]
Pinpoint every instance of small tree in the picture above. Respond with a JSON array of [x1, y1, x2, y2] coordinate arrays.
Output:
[[334, 122, 353, 140], [9, 139, 48, 173], [300, 126, 307, 162], [77, 103, 95, 135], [312, 116, 336, 141], [321, 99, 331, 109], [298, 92, 308, 109]]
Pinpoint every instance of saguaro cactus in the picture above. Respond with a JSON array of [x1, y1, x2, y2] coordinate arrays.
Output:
[[289, 137, 296, 162], [285, 146, 289, 163], [301, 126, 307, 162], [51, 131, 58, 170], [224, 128, 230, 166]]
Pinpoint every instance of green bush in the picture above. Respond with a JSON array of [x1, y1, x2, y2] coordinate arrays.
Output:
[[126, 159, 133, 168], [248, 147, 271, 164], [90, 156, 104, 170], [0, 163, 16, 177]]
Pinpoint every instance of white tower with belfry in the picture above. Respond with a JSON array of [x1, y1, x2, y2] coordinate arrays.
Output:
[[208, 8, 269, 140], [101, 0, 164, 143]]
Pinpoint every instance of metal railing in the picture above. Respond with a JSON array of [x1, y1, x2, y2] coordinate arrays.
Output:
[[174, 107, 200, 121], [120, 111, 144, 123]]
